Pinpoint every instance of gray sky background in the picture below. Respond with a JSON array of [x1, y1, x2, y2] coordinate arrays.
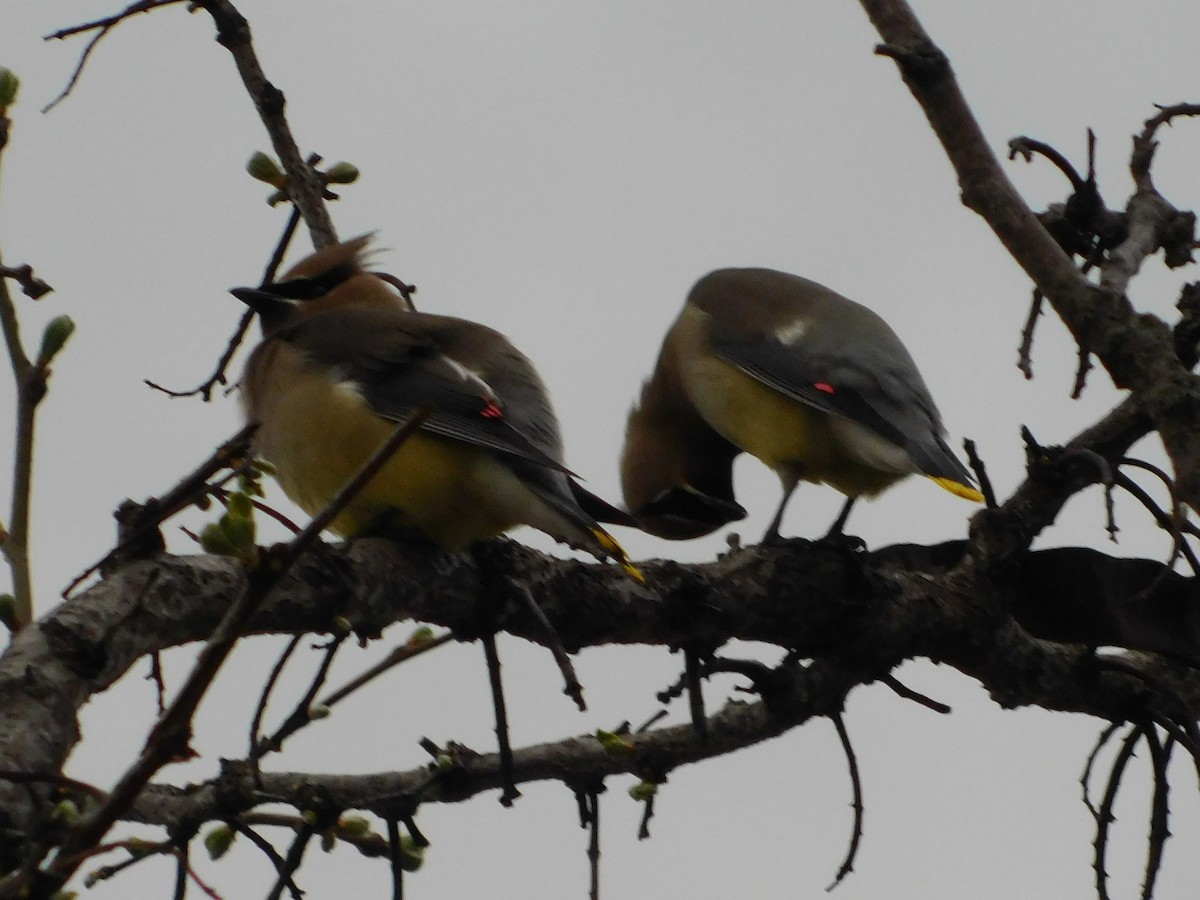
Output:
[[4, 1, 1199, 897]]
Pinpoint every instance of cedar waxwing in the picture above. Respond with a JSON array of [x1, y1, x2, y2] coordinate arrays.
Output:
[[621, 267, 983, 540], [234, 235, 641, 579]]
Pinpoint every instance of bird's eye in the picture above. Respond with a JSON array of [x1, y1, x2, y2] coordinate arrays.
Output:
[[266, 263, 359, 300]]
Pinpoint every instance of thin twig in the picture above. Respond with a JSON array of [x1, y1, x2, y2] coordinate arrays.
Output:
[[1007, 136, 1087, 190], [1094, 727, 1141, 900], [1081, 723, 1122, 820], [1017, 289, 1043, 379], [172, 840, 188, 900], [880, 674, 951, 714], [1116, 457, 1200, 578], [826, 713, 864, 891], [514, 583, 586, 711], [636, 788, 656, 840], [145, 204, 302, 401], [232, 822, 302, 900], [253, 634, 347, 758], [249, 634, 303, 758], [1141, 727, 1172, 900], [265, 825, 315, 900], [587, 790, 600, 900], [43, 0, 188, 112], [482, 633, 520, 806], [961, 439, 995, 511], [1113, 471, 1200, 577], [0, 265, 52, 299], [148, 651, 166, 716], [387, 819, 404, 900], [319, 632, 454, 709], [1072, 345, 1094, 399]]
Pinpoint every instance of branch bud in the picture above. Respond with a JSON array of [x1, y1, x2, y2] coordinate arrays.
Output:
[[0, 68, 19, 110], [37, 315, 76, 366], [628, 781, 658, 802], [246, 151, 286, 187], [595, 728, 634, 757], [204, 824, 236, 860], [324, 161, 360, 184], [339, 815, 371, 837], [397, 835, 425, 872]]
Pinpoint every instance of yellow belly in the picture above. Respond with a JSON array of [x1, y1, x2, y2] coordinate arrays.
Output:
[[253, 366, 516, 545], [685, 356, 905, 498]]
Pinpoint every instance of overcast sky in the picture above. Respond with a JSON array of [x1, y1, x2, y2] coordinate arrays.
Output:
[[4, 1, 1200, 897]]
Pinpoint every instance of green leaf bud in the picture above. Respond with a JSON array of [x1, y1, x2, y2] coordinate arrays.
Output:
[[628, 781, 658, 802], [246, 151, 286, 186], [397, 835, 425, 871], [324, 161, 360, 184], [199, 522, 237, 556], [37, 315, 76, 366], [204, 824, 236, 860], [0, 68, 19, 109], [595, 728, 634, 757], [339, 815, 371, 837]]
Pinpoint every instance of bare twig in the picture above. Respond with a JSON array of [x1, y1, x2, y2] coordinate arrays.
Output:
[[145, 202, 303, 401], [253, 633, 347, 758], [265, 823, 315, 900], [636, 786, 656, 840], [1141, 727, 1172, 900], [232, 822, 303, 900], [249, 634, 303, 758], [514, 583, 586, 712], [826, 713, 864, 891], [961, 439, 995, 511], [585, 790, 600, 900], [387, 819, 404, 900], [43, 0, 188, 112], [482, 633, 520, 807], [1112, 471, 1200, 577], [880, 674, 951, 714], [1094, 726, 1141, 900], [1017, 288, 1043, 379], [319, 631, 453, 709], [0, 265, 52, 299], [1072, 345, 1094, 399], [1007, 136, 1086, 190]]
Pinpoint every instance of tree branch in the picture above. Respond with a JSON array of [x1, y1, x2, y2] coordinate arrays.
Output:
[[860, 0, 1200, 510]]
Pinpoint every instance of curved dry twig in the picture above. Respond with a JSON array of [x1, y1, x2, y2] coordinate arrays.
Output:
[[826, 713, 864, 891], [1093, 726, 1141, 900], [43, 0, 188, 113]]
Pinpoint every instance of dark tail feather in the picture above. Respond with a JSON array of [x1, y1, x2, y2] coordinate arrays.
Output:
[[569, 478, 639, 527]]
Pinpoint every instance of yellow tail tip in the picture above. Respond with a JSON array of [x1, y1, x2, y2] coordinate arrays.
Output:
[[930, 476, 985, 503], [593, 528, 646, 583]]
